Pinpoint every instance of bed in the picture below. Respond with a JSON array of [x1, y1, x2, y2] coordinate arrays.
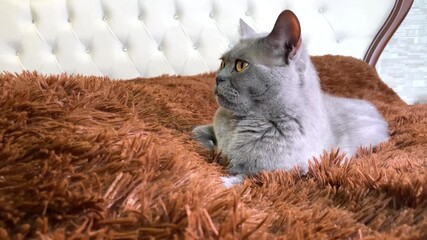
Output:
[[1, 0, 426, 239]]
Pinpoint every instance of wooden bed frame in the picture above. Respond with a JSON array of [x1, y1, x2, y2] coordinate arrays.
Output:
[[364, 0, 414, 66]]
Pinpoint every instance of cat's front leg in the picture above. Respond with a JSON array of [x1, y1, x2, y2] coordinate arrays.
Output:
[[226, 131, 280, 175], [193, 125, 217, 150]]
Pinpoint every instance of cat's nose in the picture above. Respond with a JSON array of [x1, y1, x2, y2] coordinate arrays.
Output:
[[216, 76, 225, 85]]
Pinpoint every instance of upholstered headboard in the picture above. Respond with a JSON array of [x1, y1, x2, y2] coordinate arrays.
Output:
[[0, 0, 412, 79]]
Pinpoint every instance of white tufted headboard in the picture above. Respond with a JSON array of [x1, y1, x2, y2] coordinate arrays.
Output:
[[0, 0, 412, 79]]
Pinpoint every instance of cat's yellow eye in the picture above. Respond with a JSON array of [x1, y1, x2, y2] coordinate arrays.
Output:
[[219, 60, 226, 70], [235, 60, 249, 72]]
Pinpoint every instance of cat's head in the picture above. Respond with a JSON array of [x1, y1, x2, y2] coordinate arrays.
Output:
[[214, 10, 305, 114]]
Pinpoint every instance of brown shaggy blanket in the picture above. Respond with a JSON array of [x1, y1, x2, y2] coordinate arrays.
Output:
[[0, 56, 426, 239]]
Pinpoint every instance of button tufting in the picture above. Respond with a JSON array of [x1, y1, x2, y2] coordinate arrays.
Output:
[[0, 0, 399, 79]]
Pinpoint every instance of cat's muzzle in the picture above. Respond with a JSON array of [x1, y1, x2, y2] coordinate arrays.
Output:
[[216, 76, 226, 85]]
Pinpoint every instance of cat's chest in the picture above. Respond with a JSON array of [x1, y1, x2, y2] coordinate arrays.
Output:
[[218, 113, 290, 141], [233, 117, 288, 140]]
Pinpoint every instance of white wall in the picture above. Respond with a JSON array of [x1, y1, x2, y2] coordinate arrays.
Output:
[[377, 0, 427, 104]]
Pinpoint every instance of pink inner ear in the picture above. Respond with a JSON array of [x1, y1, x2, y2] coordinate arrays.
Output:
[[289, 38, 302, 60], [267, 10, 301, 48]]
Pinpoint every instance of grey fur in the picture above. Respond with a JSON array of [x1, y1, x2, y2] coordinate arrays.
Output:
[[193, 11, 389, 185]]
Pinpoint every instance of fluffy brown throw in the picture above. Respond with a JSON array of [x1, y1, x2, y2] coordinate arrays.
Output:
[[0, 56, 426, 239]]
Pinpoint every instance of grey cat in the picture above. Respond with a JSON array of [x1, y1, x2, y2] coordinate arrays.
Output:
[[193, 10, 389, 186]]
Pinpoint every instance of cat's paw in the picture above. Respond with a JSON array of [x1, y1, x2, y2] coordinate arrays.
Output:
[[221, 174, 245, 188], [193, 125, 216, 150]]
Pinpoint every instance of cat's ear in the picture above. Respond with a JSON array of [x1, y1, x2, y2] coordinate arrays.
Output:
[[239, 19, 257, 39], [266, 10, 302, 63]]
